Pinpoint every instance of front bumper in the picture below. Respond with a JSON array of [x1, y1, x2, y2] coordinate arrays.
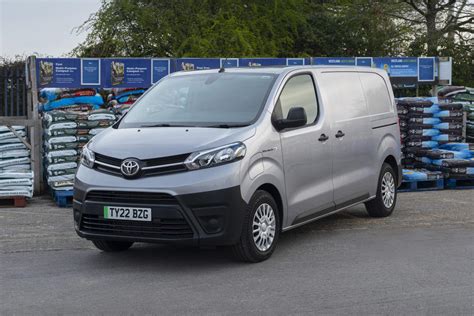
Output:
[[74, 185, 248, 246]]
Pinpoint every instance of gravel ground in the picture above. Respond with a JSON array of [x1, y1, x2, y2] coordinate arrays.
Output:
[[1, 190, 473, 315]]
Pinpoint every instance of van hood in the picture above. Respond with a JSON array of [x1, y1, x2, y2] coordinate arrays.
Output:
[[89, 126, 256, 159]]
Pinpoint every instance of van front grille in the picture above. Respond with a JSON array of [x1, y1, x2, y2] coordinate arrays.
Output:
[[93, 152, 190, 178], [85, 191, 177, 204], [80, 214, 193, 239]]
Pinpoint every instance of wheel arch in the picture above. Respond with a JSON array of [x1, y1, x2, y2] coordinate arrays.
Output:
[[257, 183, 284, 231], [383, 155, 399, 183]]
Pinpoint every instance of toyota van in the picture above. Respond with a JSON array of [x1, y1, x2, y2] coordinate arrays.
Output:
[[74, 66, 402, 262]]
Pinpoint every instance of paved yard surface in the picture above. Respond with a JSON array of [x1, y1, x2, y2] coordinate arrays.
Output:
[[1, 190, 473, 315]]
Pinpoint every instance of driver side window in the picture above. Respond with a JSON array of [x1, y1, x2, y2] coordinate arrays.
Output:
[[273, 74, 318, 126]]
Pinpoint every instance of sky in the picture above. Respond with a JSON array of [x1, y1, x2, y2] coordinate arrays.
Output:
[[0, 0, 102, 60]]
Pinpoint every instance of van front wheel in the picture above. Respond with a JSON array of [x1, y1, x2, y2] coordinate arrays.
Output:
[[365, 163, 397, 218], [231, 190, 280, 263]]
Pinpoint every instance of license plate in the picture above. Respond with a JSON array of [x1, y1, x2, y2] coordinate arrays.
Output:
[[104, 206, 152, 222]]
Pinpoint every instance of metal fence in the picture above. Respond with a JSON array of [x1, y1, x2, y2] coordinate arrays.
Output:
[[0, 65, 28, 117]]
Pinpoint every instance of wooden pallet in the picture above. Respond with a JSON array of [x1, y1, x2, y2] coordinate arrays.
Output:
[[52, 190, 74, 207], [445, 178, 474, 190], [398, 178, 445, 192], [0, 196, 27, 208]]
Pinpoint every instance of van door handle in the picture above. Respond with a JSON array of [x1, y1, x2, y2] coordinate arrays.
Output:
[[318, 134, 329, 142], [335, 131, 345, 138]]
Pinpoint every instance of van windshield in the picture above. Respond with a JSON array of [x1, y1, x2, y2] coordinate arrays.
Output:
[[119, 72, 277, 128]]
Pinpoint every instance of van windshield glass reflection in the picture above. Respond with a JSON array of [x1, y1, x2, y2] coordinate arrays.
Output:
[[119, 73, 277, 128]]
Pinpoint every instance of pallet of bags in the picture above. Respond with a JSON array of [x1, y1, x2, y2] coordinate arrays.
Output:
[[39, 88, 104, 112], [396, 98, 439, 168], [105, 88, 146, 117], [399, 168, 444, 192], [0, 126, 33, 205], [424, 143, 474, 188], [42, 108, 117, 195], [399, 98, 464, 172]]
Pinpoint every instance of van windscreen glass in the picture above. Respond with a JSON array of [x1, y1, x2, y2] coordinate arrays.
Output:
[[119, 72, 277, 128]]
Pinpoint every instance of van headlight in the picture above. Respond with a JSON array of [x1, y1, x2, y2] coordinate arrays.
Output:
[[80, 144, 95, 168], [184, 142, 246, 170]]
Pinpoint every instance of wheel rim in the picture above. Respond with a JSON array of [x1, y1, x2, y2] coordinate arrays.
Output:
[[252, 203, 276, 252], [381, 171, 395, 208]]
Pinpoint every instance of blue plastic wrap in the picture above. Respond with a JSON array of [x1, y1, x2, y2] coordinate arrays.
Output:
[[42, 94, 103, 112]]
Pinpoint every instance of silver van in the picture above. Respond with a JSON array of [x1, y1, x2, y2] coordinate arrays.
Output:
[[74, 66, 401, 262]]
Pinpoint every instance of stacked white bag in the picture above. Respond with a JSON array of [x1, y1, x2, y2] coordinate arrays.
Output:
[[0, 126, 33, 198], [43, 109, 117, 191]]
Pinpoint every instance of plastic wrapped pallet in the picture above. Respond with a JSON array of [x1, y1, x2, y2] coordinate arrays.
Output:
[[40, 87, 117, 193], [397, 98, 466, 173], [0, 126, 33, 198], [42, 108, 116, 191]]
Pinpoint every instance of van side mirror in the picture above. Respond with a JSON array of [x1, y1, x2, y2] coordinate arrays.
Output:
[[273, 106, 307, 131]]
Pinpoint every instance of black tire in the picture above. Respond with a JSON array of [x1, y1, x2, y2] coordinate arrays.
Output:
[[231, 190, 280, 263], [365, 163, 397, 218], [92, 240, 134, 252]]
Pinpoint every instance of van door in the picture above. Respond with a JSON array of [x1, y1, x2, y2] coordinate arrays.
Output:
[[273, 73, 334, 226], [317, 71, 372, 207]]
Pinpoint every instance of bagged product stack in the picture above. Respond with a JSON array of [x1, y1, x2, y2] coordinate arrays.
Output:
[[402, 168, 443, 182], [39, 88, 104, 112], [105, 88, 146, 116], [396, 98, 439, 169], [397, 97, 468, 185], [437, 86, 474, 144], [43, 109, 117, 191], [0, 126, 33, 198], [397, 98, 464, 170], [429, 143, 474, 180], [438, 86, 474, 104], [465, 104, 474, 143]]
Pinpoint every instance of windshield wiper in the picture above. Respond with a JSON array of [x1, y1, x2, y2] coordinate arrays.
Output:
[[205, 124, 248, 128], [140, 123, 194, 128]]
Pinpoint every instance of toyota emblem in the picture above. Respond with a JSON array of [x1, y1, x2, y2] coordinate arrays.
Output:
[[121, 159, 141, 177]]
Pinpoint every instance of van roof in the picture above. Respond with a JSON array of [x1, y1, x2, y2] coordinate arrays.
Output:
[[170, 65, 387, 77]]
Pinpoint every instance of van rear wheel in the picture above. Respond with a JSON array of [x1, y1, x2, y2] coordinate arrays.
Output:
[[365, 163, 397, 218], [231, 190, 280, 263], [92, 240, 134, 252]]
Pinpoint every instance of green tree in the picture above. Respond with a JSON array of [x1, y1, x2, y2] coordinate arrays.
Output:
[[73, 0, 309, 57], [73, 0, 473, 86]]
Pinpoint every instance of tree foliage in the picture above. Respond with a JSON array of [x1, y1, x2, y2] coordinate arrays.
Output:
[[73, 0, 474, 85]]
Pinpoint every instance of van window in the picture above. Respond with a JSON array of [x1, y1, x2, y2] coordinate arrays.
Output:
[[273, 74, 318, 126], [359, 72, 393, 115], [318, 72, 367, 121], [119, 73, 277, 128]]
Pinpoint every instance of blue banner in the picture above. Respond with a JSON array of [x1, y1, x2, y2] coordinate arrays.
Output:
[[356, 57, 372, 67], [221, 58, 239, 68], [176, 58, 220, 71], [102, 58, 151, 88], [418, 57, 435, 82], [37, 58, 81, 88], [151, 59, 170, 83], [35, 56, 442, 88], [373, 57, 418, 77], [81, 59, 100, 85], [312, 57, 356, 66], [286, 58, 305, 66], [239, 58, 286, 67]]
